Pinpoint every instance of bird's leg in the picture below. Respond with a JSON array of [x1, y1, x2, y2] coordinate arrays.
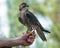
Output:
[[26, 27, 35, 36], [27, 27, 32, 32]]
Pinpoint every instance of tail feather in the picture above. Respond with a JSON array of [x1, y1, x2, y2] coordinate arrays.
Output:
[[42, 29, 50, 33], [38, 24, 50, 33], [33, 25, 47, 41]]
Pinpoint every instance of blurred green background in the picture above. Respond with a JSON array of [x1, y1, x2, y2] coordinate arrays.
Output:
[[0, 0, 60, 48]]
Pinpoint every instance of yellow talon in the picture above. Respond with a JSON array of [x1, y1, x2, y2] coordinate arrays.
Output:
[[27, 31, 34, 36]]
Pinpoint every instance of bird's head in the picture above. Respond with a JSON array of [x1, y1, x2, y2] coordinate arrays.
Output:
[[19, 3, 29, 11]]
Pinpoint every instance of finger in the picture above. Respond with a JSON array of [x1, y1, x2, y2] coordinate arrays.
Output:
[[27, 37, 34, 44], [22, 32, 36, 40], [22, 32, 29, 39], [28, 33, 36, 39], [29, 36, 35, 39], [27, 36, 35, 44]]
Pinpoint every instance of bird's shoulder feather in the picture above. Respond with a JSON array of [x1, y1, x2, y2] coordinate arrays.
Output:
[[26, 11, 45, 30], [26, 11, 39, 25]]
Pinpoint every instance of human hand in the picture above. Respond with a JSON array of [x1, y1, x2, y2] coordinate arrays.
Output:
[[17, 32, 35, 46]]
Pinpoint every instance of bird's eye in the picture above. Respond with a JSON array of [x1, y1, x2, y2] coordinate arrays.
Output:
[[22, 5, 26, 8]]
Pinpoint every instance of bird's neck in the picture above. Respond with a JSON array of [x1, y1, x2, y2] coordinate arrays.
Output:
[[20, 9, 28, 14]]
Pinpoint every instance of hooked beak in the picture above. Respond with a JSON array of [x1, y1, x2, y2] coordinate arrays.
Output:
[[26, 5, 29, 7]]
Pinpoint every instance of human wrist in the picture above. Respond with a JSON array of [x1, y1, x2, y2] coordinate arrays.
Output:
[[16, 37, 24, 46]]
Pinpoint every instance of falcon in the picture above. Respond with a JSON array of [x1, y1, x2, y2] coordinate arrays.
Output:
[[18, 3, 50, 41]]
